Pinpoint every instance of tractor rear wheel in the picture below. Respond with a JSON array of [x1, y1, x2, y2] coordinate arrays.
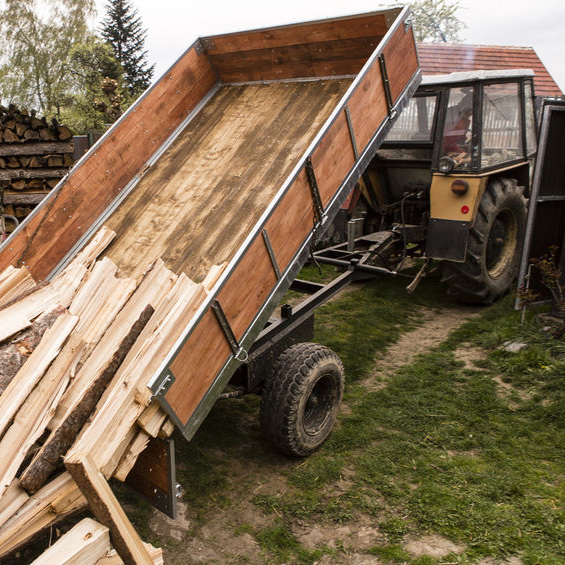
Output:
[[442, 177, 527, 304], [260, 343, 344, 457]]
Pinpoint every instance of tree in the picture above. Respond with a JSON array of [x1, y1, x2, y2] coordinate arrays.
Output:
[[59, 35, 130, 131], [0, 0, 95, 115], [411, 0, 466, 43], [100, 0, 154, 95]]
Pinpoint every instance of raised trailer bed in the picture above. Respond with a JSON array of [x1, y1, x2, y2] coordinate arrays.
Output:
[[0, 8, 419, 443]]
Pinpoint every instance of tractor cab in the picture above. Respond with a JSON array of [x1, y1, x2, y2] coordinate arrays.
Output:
[[317, 70, 537, 304], [373, 69, 537, 197]]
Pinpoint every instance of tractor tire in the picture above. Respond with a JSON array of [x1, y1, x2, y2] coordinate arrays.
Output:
[[442, 177, 527, 304], [260, 343, 344, 457]]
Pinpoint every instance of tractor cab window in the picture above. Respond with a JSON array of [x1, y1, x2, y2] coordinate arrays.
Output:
[[378, 95, 437, 161], [482, 82, 523, 167], [386, 95, 437, 142], [441, 86, 473, 169]]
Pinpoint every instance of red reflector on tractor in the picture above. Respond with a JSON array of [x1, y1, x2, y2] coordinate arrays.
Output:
[[461, 205, 469, 214]]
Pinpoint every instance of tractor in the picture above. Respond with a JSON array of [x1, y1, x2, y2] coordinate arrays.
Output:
[[318, 69, 537, 304]]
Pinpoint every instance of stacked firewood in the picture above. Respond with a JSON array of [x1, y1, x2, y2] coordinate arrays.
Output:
[[0, 226, 226, 564], [0, 104, 75, 229]]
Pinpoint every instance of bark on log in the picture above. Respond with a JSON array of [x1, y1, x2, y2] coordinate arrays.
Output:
[[0, 141, 73, 157], [0, 307, 65, 395], [19, 305, 154, 494]]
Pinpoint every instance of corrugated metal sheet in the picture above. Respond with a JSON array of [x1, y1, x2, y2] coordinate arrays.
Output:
[[418, 43, 562, 97]]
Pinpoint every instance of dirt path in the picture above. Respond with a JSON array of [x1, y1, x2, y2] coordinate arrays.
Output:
[[148, 303, 484, 564]]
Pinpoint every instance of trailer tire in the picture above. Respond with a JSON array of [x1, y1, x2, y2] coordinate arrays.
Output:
[[260, 343, 344, 457], [442, 177, 526, 304]]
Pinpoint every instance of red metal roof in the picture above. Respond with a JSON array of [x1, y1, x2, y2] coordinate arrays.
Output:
[[417, 43, 562, 97]]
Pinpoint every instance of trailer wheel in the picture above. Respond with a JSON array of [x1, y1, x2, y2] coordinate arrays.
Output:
[[442, 177, 527, 304], [260, 343, 344, 457]]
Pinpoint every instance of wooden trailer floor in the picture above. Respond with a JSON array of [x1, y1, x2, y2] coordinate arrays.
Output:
[[104, 79, 352, 280]]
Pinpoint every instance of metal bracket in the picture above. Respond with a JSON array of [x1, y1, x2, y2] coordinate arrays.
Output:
[[305, 157, 325, 225], [344, 106, 360, 160], [200, 37, 216, 52], [379, 54, 396, 119], [194, 39, 205, 55], [211, 300, 248, 361], [262, 229, 281, 279], [153, 372, 175, 397]]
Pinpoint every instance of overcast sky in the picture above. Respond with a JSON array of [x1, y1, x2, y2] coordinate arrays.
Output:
[[93, 0, 565, 94]]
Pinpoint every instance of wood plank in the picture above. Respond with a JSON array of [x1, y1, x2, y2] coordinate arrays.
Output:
[[158, 419, 175, 439], [0, 46, 217, 281], [208, 37, 379, 82], [203, 12, 394, 55], [113, 430, 151, 482], [0, 283, 60, 342], [65, 453, 154, 565], [30, 518, 111, 565], [0, 473, 86, 559], [0, 312, 78, 440], [137, 402, 167, 438], [0, 265, 35, 307], [311, 109, 357, 207], [264, 170, 315, 272], [104, 79, 350, 281], [167, 307, 232, 426], [201, 262, 227, 292], [0, 480, 28, 530], [347, 55, 388, 154], [217, 234, 277, 341], [381, 22, 419, 103]]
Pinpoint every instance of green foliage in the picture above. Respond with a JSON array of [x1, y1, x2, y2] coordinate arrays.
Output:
[[411, 0, 466, 43], [58, 35, 131, 132], [0, 0, 95, 114], [100, 0, 154, 95]]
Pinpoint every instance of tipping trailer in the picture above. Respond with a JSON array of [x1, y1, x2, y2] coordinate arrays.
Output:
[[0, 7, 419, 512]]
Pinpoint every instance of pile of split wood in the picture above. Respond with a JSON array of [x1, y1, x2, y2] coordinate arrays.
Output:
[[0, 226, 226, 564], [0, 104, 75, 229]]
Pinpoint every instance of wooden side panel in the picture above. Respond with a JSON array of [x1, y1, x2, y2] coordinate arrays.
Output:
[[166, 309, 232, 422], [204, 13, 394, 54], [347, 58, 388, 154], [208, 40, 376, 83], [0, 46, 217, 281], [381, 23, 419, 103], [205, 12, 398, 82], [264, 171, 314, 271], [216, 236, 278, 341], [311, 110, 357, 207]]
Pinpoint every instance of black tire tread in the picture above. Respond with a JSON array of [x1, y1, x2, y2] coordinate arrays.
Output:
[[260, 342, 344, 457]]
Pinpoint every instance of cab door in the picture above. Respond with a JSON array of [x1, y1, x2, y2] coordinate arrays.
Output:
[[517, 99, 565, 303]]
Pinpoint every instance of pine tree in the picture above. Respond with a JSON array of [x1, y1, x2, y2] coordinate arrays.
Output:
[[100, 0, 154, 95]]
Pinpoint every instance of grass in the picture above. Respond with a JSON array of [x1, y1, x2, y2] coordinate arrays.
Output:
[[146, 266, 565, 564]]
